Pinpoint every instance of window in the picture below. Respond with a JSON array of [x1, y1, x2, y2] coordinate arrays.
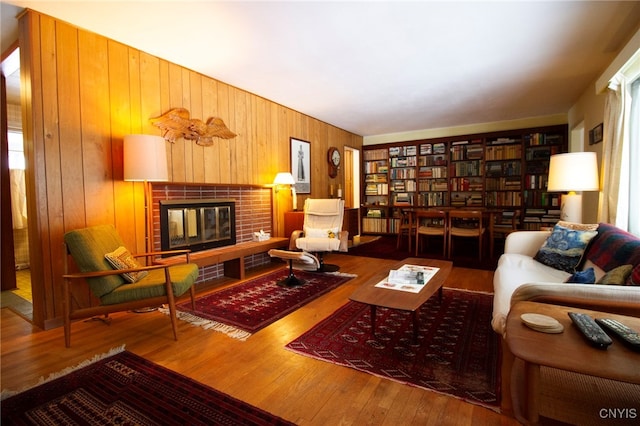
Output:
[[628, 77, 639, 235], [8, 130, 24, 170]]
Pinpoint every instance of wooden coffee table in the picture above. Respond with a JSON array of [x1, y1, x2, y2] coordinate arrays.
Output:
[[506, 301, 640, 425], [349, 257, 453, 341]]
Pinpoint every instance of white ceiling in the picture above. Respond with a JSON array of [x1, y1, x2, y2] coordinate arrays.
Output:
[[2, 1, 640, 137]]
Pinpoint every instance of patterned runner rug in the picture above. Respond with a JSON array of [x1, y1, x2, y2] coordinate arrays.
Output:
[[285, 288, 501, 410], [1, 348, 294, 425], [168, 268, 355, 340]]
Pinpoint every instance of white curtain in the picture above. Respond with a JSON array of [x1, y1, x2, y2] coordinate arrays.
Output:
[[598, 73, 630, 229], [10, 168, 28, 229]]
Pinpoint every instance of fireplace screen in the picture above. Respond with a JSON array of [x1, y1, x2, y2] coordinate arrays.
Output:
[[160, 199, 236, 253]]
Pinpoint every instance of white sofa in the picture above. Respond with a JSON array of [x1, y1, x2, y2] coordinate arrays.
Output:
[[492, 230, 640, 336], [492, 225, 640, 422]]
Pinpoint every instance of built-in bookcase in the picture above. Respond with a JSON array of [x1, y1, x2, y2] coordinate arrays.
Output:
[[449, 139, 484, 207], [360, 124, 567, 234], [522, 132, 565, 229], [362, 148, 389, 234], [417, 142, 448, 207], [484, 135, 523, 208]]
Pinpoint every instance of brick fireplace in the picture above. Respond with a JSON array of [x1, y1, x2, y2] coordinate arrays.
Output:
[[150, 183, 274, 284]]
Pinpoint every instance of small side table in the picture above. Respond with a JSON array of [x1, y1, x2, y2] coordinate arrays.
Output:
[[505, 301, 640, 425]]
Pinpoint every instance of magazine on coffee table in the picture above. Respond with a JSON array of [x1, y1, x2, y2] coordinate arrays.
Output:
[[374, 264, 440, 293]]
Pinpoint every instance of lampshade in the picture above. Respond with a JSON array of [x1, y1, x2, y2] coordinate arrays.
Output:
[[273, 172, 295, 185], [273, 172, 297, 210], [123, 134, 168, 181], [547, 152, 599, 192]]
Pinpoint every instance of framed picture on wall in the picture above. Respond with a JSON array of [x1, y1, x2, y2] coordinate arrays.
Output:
[[589, 123, 603, 145], [291, 138, 311, 194]]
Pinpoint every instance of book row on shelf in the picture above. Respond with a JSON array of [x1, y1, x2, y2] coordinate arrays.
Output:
[[418, 179, 448, 191], [360, 125, 568, 234], [485, 177, 522, 190], [484, 144, 523, 160], [418, 166, 447, 178]]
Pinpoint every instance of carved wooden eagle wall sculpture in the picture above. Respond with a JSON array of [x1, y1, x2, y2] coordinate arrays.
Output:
[[150, 108, 237, 146]]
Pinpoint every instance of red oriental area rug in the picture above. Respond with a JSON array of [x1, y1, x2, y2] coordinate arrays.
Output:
[[1, 349, 294, 425], [286, 288, 501, 410], [170, 268, 355, 340]]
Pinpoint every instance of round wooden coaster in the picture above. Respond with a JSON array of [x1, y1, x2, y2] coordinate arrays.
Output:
[[521, 313, 564, 333]]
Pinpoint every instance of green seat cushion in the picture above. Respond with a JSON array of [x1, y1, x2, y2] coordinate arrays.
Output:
[[100, 263, 199, 305], [64, 225, 127, 298]]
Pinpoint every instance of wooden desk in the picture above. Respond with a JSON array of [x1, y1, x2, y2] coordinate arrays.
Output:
[[506, 301, 640, 425]]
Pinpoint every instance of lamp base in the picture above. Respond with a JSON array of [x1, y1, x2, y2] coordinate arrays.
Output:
[[291, 187, 297, 211], [560, 192, 583, 224]]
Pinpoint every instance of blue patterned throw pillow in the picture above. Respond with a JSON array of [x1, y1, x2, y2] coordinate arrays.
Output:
[[565, 267, 596, 284], [534, 222, 598, 273]]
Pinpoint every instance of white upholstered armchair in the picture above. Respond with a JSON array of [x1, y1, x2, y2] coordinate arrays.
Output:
[[289, 198, 348, 272]]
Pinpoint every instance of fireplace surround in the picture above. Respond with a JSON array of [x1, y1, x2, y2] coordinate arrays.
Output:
[[151, 183, 275, 283]]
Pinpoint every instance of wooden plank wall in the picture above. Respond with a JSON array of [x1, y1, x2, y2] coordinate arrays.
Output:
[[18, 10, 363, 329]]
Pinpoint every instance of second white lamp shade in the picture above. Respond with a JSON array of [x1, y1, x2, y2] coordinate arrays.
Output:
[[547, 152, 599, 223], [123, 134, 168, 182]]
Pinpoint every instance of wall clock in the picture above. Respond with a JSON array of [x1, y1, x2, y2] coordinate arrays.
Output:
[[327, 147, 341, 178]]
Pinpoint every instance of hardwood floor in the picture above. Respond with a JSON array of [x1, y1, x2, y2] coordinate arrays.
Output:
[[1, 254, 517, 425]]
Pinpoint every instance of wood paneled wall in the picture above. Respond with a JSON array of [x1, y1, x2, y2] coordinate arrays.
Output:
[[18, 10, 363, 329]]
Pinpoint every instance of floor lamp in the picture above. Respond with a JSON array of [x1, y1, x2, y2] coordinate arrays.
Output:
[[123, 135, 169, 252], [547, 152, 599, 224]]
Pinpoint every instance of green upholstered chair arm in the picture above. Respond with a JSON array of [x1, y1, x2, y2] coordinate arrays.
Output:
[[62, 262, 186, 280]]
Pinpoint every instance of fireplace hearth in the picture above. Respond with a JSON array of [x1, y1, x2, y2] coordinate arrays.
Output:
[[160, 199, 236, 254]]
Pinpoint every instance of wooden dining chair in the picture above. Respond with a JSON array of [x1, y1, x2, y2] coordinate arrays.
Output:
[[396, 209, 417, 252], [490, 209, 521, 258], [414, 209, 448, 257], [447, 210, 486, 261]]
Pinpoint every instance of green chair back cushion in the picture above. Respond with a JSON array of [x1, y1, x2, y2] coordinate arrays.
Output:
[[64, 224, 127, 298]]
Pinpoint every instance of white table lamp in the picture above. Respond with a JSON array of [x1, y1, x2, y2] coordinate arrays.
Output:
[[273, 172, 297, 210], [547, 152, 599, 223]]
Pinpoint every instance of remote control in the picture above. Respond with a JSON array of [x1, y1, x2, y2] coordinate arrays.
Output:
[[568, 312, 612, 349], [595, 318, 640, 352]]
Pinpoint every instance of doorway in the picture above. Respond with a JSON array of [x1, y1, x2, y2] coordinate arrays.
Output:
[[344, 146, 361, 236], [1, 46, 32, 320]]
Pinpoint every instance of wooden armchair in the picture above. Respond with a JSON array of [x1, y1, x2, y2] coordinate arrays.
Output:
[[62, 224, 198, 347]]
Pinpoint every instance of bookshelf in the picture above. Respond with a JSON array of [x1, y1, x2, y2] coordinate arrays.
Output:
[[522, 132, 565, 229], [362, 148, 389, 233], [484, 136, 523, 208], [360, 124, 567, 235], [417, 142, 448, 207], [389, 145, 417, 233], [449, 139, 484, 207]]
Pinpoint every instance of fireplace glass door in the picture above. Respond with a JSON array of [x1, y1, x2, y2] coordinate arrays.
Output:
[[161, 199, 236, 253]]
